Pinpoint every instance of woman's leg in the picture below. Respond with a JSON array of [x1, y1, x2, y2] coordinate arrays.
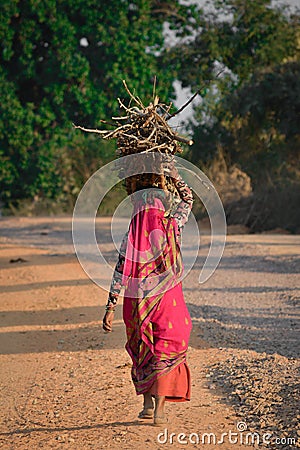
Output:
[[143, 391, 154, 409], [154, 395, 165, 418]]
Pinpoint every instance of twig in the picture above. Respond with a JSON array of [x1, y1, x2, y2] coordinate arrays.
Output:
[[167, 69, 225, 120], [73, 124, 109, 134], [99, 119, 119, 127], [143, 143, 169, 152], [161, 102, 173, 119], [172, 135, 194, 146], [111, 115, 129, 120], [152, 75, 157, 102], [122, 80, 144, 108]]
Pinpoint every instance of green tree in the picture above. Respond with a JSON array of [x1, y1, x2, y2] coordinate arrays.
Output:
[[221, 61, 300, 184], [0, 0, 197, 210], [168, 0, 299, 170]]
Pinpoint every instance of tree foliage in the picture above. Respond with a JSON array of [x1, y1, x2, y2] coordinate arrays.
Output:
[[1, 0, 299, 226], [0, 0, 196, 208], [221, 61, 300, 183], [168, 0, 299, 183]]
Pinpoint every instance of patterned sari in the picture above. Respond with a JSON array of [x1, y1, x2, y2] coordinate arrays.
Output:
[[122, 193, 192, 396]]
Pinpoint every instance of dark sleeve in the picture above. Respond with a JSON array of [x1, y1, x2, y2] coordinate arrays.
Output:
[[106, 232, 128, 307], [172, 175, 194, 231]]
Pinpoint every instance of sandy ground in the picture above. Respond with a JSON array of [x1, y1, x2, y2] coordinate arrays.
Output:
[[0, 217, 299, 450]]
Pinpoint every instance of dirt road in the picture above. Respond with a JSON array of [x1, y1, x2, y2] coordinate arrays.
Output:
[[0, 217, 299, 449]]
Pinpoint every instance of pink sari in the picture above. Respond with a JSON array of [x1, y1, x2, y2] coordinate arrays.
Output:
[[122, 192, 192, 396]]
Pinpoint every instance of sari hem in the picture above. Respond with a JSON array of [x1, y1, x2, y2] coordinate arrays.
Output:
[[148, 361, 191, 402]]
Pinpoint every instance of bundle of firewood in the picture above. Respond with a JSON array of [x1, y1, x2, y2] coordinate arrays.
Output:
[[74, 80, 193, 154], [73, 80, 194, 199]]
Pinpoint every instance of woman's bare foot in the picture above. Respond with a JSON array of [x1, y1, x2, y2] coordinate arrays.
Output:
[[153, 395, 167, 426], [138, 392, 155, 419]]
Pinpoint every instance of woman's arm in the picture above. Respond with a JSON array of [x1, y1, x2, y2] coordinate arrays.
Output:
[[106, 231, 128, 308], [172, 175, 194, 231], [103, 232, 128, 332]]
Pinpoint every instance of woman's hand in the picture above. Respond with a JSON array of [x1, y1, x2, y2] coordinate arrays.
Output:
[[164, 159, 180, 181], [103, 310, 114, 332]]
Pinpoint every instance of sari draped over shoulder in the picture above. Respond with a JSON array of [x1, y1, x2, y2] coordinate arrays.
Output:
[[122, 193, 192, 398]]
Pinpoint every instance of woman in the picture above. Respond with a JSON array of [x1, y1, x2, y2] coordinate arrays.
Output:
[[103, 165, 193, 426]]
